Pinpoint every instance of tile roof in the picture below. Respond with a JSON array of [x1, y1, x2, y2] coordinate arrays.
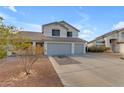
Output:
[[96, 28, 124, 40], [19, 31, 86, 43], [19, 31, 44, 41], [42, 36, 87, 43]]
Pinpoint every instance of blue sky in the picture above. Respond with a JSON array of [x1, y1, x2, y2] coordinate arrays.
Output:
[[0, 6, 124, 41]]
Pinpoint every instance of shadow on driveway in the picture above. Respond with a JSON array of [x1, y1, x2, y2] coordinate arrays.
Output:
[[53, 56, 81, 65]]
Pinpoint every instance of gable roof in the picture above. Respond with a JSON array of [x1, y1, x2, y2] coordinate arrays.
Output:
[[98, 28, 124, 39], [42, 36, 87, 43], [59, 21, 80, 32], [42, 21, 69, 30], [88, 27, 124, 43], [42, 21, 80, 33]]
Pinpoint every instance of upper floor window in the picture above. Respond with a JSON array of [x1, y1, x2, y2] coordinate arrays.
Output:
[[52, 29, 60, 36], [67, 32, 72, 37], [121, 32, 124, 38]]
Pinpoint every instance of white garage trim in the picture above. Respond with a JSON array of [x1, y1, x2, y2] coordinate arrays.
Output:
[[44, 42, 47, 55], [72, 43, 75, 55], [83, 42, 87, 54]]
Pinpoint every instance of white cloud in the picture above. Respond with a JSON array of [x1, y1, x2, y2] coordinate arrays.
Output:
[[0, 12, 8, 19], [74, 23, 94, 40], [75, 7, 89, 23], [79, 34, 90, 38], [79, 29, 94, 41], [112, 21, 124, 30], [74, 24, 84, 30], [73, 20, 95, 41], [82, 29, 93, 35], [8, 19, 41, 31], [19, 22, 41, 31], [76, 11, 89, 22], [73, 7, 94, 41], [0, 12, 16, 23], [4, 6, 17, 12], [0, 12, 41, 31]]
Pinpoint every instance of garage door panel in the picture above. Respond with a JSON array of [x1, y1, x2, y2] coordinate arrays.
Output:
[[74, 44, 84, 55], [47, 43, 72, 56]]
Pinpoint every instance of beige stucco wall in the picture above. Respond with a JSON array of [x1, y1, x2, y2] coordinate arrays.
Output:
[[87, 41, 96, 47], [104, 31, 124, 52], [118, 30, 124, 42], [105, 30, 124, 45], [104, 33, 118, 47], [118, 31, 124, 54], [119, 43, 124, 54], [104, 37, 111, 47], [60, 22, 78, 38], [43, 24, 67, 37], [109, 33, 118, 39], [43, 23, 78, 38], [88, 38, 105, 47]]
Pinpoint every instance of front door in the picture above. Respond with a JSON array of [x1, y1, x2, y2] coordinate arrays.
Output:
[[36, 43, 44, 55]]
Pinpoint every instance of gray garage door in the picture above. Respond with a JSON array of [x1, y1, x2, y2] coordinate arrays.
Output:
[[74, 44, 84, 55], [47, 43, 72, 56]]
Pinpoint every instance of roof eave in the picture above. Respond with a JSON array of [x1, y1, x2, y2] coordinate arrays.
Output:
[[59, 21, 80, 32]]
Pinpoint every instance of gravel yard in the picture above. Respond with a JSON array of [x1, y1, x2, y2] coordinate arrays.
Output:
[[0, 56, 63, 87]]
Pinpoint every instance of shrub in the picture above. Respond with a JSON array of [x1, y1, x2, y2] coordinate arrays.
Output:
[[0, 49, 7, 59], [120, 56, 124, 60], [88, 46, 107, 52], [104, 47, 112, 52]]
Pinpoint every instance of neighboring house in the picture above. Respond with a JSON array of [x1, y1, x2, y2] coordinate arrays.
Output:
[[12, 21, 87, 56], [88, 28, 124, 54]]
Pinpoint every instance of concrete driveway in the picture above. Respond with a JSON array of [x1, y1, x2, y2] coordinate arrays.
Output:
[[49, 53, 124, 87]]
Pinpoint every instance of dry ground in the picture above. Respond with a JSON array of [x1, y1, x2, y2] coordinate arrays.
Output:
[[0, 56, 63, 87]]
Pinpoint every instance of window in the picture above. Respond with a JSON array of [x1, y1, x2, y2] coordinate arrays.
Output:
[[52, 29, 60, 36], [121, 32, 124, 38], [67, 32, 72, 37], [96, 40, 105, 45]]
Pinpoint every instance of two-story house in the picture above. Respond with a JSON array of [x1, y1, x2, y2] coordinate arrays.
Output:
[[15, 21, 86, 56], [88, 28, 124, 54], [42, 21, 86, 55]]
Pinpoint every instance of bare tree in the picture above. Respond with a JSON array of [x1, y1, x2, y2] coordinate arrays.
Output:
[[17, 46, 39, 75]]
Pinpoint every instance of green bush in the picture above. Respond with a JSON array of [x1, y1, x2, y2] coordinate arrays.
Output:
[[0, 49, 7, 59], [88, 46, 107, 52]]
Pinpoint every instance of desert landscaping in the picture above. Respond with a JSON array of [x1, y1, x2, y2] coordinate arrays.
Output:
[[0, 56, 63, 87]]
